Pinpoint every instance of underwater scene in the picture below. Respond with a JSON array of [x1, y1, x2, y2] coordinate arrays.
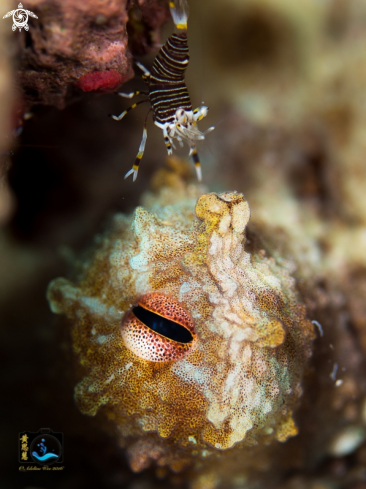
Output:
[[1, 0, 366, 488]]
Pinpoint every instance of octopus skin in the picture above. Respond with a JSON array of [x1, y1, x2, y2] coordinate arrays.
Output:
[[47, 173, 315, 479]]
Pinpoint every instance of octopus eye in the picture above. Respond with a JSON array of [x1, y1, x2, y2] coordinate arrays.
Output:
[[120, 292, 196, 362], [132, 305, 193, 342]]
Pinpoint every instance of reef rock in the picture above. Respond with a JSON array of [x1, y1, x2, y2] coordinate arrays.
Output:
[[17, 0, 170, 109]]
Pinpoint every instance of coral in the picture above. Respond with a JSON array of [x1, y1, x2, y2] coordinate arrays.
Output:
[[47, 162, 315, 480], [16, 0, 170, 109], [127, 0, 171, 56], [75, 69, 124, 92]]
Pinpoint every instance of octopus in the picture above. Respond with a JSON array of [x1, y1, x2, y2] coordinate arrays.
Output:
[[47, 162, 315, 487]]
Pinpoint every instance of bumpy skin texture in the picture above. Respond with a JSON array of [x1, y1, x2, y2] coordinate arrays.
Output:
[[47, 179, 314, 474]]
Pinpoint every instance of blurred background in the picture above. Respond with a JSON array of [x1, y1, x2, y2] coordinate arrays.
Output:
[[1, 0, 366, 487]]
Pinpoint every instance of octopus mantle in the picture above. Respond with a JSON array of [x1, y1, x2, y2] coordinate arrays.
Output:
[[47, 184, 314, 473]]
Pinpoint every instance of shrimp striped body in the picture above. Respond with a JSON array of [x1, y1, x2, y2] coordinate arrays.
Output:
[[149, 33, 192, 126], [111, 0, 213, 182]]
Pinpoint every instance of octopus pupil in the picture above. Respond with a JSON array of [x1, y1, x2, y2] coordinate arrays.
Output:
[[132, 306, 193, 343]]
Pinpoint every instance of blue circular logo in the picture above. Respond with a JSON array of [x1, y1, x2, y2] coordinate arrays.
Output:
[[30, 434, 61, 465]]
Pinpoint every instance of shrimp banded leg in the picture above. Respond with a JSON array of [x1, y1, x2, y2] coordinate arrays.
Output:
[[135, 61, 151, 77], [117, 91, 149, 99], [124, 109, 152, 182], [110, 99, 149, 121], [189, 145, 202, 182], [162, 127, 173, 155]]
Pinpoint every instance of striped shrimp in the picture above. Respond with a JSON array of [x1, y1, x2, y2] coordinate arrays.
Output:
[[111, 0, 214, 182]]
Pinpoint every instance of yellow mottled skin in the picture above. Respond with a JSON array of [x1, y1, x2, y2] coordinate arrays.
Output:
[[47, 166, 314, 478]]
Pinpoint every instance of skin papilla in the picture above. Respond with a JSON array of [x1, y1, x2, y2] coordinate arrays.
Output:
[[47, 170, 315, 476]]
